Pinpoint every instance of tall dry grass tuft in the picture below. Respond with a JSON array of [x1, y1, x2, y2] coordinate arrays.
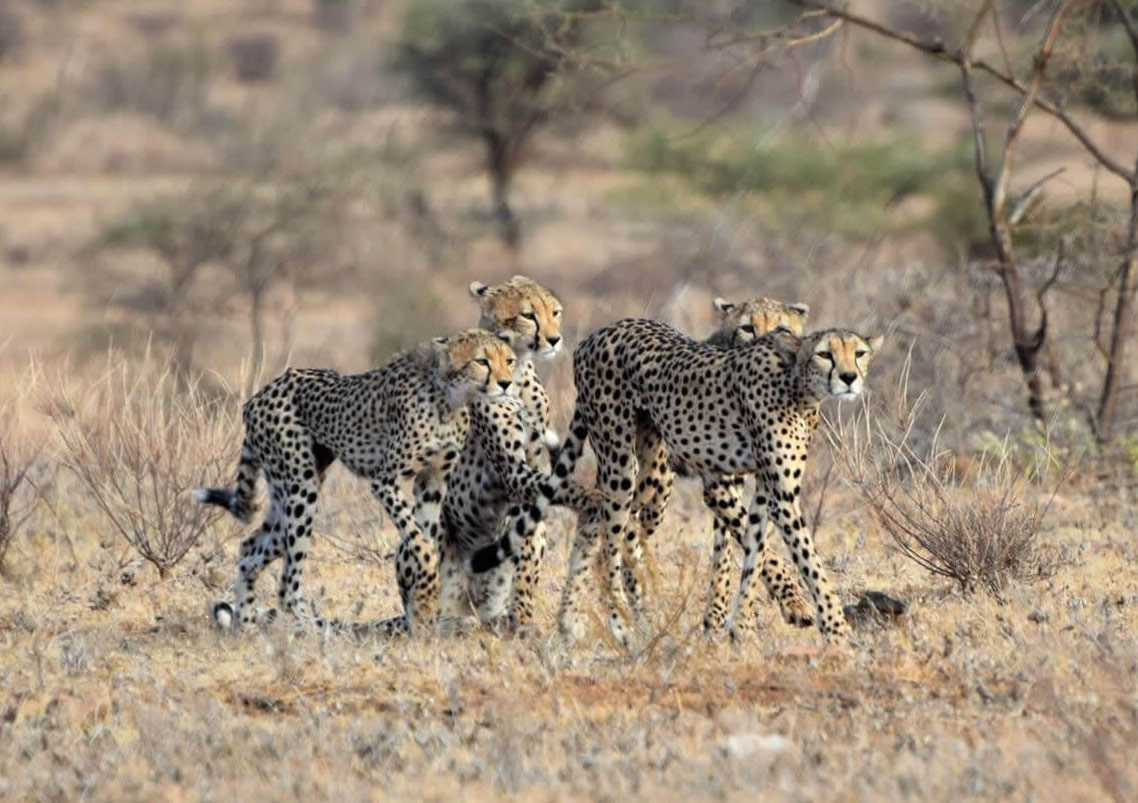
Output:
[[46, 353, 241, 579], [827, 355, 1060, 596], [0, 376, 45, 574]]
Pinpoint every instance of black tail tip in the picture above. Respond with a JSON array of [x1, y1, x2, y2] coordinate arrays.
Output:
[[194, 488, 252, 523], [469, 541, 511, 574]]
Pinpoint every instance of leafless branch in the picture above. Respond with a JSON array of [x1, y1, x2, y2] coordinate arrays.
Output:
[[1009, 167, 1067, 225], [791, 0, 1136, 182], [991, 0, 1077, 219], [1040, 240, 1066, 303]]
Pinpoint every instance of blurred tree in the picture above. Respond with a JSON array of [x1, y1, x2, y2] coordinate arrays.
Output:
[[93, 188, 243, 377], [394, 0, 604, 249], [89, 179, 338, 384], [790, 0, 1138, 441]]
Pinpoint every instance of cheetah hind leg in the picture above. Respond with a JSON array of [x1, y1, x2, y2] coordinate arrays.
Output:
[[622, 434, 674, 635]]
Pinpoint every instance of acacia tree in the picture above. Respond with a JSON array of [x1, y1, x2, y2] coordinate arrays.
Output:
[[790, 0, 1137, 440], [91, 178, 336, 383], [93, 187, 243, 377], [394, 0, 603, 249]]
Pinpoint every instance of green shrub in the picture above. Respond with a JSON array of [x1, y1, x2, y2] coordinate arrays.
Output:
[[623, 123, 980, 240]]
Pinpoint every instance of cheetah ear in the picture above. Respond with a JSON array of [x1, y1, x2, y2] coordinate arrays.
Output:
[[432, 335, 450, 347], [770, 328, 801, 357], [496, 330, 515, 345], [469, 281, 490, 298], [510, 274, 532, 283], [788, 302, 810, 318], [866, 334, 885, 352], [713, 297, 735, 316]]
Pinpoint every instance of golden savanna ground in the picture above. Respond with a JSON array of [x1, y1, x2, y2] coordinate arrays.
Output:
[[1, 0, 1137, 801]]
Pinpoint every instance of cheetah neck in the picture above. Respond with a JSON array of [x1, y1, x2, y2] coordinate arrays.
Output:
[[440, 379, 476, 415], [791, 362, 827, 413]]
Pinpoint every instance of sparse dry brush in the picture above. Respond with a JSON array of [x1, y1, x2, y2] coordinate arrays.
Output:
[[0, 391, 43, 574], [47, 354, 240, 579], [828, 361, 1060, 596]]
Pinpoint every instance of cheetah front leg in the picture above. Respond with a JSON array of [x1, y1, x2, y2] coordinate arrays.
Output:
[[508, 515, 547, 632], [723, 483, 772, 640], [557, 511, 605, 643], [762, 473, 849, 645], [370, 476, 441, 635], [712, 476, 813, 632]]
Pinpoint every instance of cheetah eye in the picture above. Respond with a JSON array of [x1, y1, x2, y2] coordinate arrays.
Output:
[[552, 309, 563, 317], [520, 311, 537, 321], [817, 351, 834, 362], [854, 349, 867, 358], [507, 358, 517, 366], [772, 325, 791, 334], [475, 358, 490, 367], [739, 324, 755, 334]]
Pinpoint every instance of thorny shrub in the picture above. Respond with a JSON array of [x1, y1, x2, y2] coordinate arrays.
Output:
[[48, 354, 240, 579], [826, 357, 1060, 596]]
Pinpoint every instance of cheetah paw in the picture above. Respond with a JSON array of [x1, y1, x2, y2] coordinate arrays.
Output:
[[780, 597, 815, 629]]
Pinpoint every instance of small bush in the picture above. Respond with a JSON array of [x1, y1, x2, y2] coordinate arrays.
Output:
[[828, 366, 1059, 596], [312, 0, 353, 33], [227, 34, 279, 83], [0, 96, 59, 166], [0, 119, 30, 164], [49, 356, 239, 579], [88, 41, 212, 123], [0, 4, 25, 64]]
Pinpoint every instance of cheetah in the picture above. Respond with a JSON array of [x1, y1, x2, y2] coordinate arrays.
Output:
[[470, 296, 817, 637], [427, 276, 580, 630], [621, 296, 817, 636], [704, 295, 810, 348], [535, 318, 882, 645], [196, 329, 521, 634]]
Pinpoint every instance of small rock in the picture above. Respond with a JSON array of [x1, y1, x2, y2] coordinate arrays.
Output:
[[1027, 610, 1049, 624], [723, 732, 790, 760], [844, 591, 908, 626]]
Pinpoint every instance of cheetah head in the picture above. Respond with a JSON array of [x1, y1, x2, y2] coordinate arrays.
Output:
[[432, 329, 518, 403], [800, 329, 884, 400], [713, 296, 809, 345], [469, 275, 564, 360]]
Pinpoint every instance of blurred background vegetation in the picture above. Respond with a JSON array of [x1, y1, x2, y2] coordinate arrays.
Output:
[[0, 0, 1135, 479]]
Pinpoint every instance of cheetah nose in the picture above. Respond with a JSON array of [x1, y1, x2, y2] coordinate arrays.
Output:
[[839, 372, 857, 386], [498, 379, 512, 391], [546, 335, 561, 347]]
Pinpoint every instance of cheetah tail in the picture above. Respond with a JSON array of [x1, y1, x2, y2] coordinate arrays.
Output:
[[470, 410, 593, 577], [193, 442, 259, 523], [465, 504, 539, 575], [541, 407, 588, 502], [467, 537, 513, 575]]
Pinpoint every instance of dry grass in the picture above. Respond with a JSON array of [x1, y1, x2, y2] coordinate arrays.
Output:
[[0, 370, 43, 574], [0, 358, 1136, 801], [0, 1, 1136, 800]]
